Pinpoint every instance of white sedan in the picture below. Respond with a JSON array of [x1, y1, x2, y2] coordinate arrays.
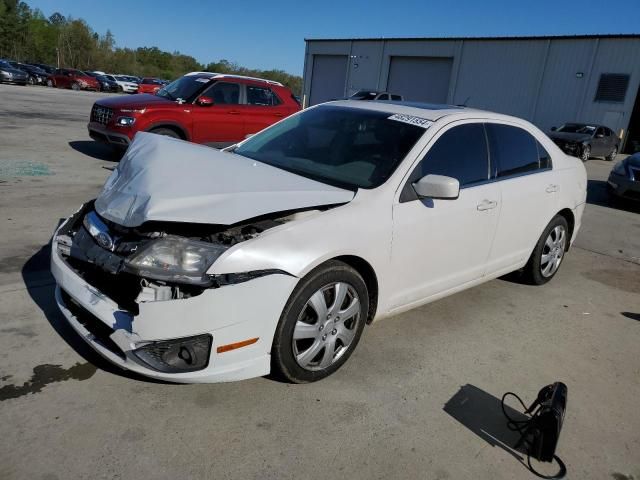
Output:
[[51, 101, 587, 383]]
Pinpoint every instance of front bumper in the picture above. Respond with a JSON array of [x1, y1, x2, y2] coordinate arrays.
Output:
[[608, 172, 640, 201], [51, 219, 299, 383], [88, 123, 132, 148]]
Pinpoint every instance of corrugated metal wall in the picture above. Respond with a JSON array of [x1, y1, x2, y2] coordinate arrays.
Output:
[[303, 37, 640, 143]]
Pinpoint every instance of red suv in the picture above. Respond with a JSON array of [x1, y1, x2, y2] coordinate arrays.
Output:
[[87, 72, 300, 150], [48, 68, 100, 91]]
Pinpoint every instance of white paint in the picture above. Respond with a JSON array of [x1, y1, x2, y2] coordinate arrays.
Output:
[[54, 102, 587, 383]]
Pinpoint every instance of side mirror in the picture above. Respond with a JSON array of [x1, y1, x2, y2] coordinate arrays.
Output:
[[550, 126, 557, 131], [197, 96, 214, 106], [412, 174, 460, 200]]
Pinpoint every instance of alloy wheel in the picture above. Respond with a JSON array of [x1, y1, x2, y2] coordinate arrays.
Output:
[[540, 225, 566, 278], [581, 145, 590, 162], [292, 282, 361, 371]]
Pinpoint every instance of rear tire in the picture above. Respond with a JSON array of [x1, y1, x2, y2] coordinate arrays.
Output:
[[149, 127, 181, 139], [46, 78, 54, 87], [605, 146, 617, 162], [71, 82, 80, 91], [271, 261, 369, 383], [522, 215, 569, 285]]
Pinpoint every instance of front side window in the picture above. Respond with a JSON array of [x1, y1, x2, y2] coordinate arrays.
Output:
[[247, 86, 280, 106], [411, 123, 489, 186], [487, 124, 540, 178], [234, 105, 426, 190], [205, 82, 240, 105]]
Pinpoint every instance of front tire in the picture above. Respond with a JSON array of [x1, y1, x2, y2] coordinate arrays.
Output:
[[271, 261, 369, 383], [46, 78, 54, 87], [71, 82, 80, 91], [606, 146, 617, 161], [522, 215, 569, 285], [149, 127, 181, 139], [580, 144, 591, 162]]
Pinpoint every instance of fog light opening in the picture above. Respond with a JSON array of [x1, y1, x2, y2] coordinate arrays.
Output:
[[132, 334, 212, 373]]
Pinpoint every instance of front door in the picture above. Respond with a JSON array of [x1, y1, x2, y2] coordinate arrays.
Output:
[[390, 122, 500, 309], [192, 81, 244, 147]]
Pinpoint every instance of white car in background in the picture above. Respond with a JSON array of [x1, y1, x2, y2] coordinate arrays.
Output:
[[51, 101, 587, 384], [112, 74, 138, 93]]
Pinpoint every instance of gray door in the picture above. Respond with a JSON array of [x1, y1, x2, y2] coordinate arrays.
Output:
[[309, 55, 348, 106], [387, 56, 453, 103]]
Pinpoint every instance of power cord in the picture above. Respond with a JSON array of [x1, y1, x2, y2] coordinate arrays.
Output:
[[501, 391, 567, 480]]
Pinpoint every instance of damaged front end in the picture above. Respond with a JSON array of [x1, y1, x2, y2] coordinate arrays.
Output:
[[51, 201, 312, 380], [55, 201, 306, 312]]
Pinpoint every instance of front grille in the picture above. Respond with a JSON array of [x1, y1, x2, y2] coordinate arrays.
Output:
[[91, 105, 113, 125], [60, 289, 125, 359]]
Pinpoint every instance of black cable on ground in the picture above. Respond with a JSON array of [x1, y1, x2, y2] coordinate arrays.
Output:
[[501, 391, 566, 480]]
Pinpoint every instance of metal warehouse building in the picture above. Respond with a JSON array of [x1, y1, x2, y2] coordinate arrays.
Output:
[[302, 35, 640, 152]]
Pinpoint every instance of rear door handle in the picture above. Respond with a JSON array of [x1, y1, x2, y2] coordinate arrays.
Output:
[[546, 184, 559, 193], [228, 110, 241, 115], [477, 200, 498, 211]]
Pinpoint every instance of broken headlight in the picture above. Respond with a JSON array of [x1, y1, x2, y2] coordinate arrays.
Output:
[[125, 236, 228, 285]]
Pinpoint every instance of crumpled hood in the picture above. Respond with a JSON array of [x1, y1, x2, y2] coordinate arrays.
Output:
[[548, 131, 591, 143], [95, 132, 354, 227]]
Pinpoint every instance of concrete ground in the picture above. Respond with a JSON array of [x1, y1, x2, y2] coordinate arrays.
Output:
[[0, 84, 638, 480]]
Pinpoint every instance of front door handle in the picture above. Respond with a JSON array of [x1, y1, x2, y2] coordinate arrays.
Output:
[[477, 199, 498, 211], [228, 110, 241, 115], [546, 184, 559, 193]]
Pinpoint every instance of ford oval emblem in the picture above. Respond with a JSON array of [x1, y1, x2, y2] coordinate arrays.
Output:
[[95, 231, 114, 251]]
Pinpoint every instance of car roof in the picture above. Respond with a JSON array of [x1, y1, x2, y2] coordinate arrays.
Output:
[[185, 71, 283, 87], [316, 100, 538, 127]]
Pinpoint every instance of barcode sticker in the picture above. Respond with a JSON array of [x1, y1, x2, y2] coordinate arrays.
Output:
[[388, 114, 433, 128]]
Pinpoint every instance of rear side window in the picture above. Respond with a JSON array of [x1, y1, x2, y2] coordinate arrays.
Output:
[[486, 124, 540, 178], [537, 141, 552, 170], [247, 86, 281, 106], [391, 94, 402, 101]]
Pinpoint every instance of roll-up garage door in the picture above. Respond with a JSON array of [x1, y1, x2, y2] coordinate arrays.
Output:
[[387, 56, 453, 103], [309, 55, 348, 105]]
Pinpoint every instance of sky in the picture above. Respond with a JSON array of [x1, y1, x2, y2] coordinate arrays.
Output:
[[28, 0, 640, 75]]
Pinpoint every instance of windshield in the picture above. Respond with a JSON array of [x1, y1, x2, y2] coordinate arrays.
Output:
[[157, 75, 210, 102], [557, 124, 595, 134], [234, 105, 427, 190]]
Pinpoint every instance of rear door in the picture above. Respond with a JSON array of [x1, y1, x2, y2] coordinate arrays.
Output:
[[241, 83, 290, 137], [484, 123, 559, 275], [592, 127, 608, 155], [191, 81, 244, 147]]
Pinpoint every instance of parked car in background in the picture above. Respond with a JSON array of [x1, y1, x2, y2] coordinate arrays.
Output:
[[28, 62, 56, 74], [54, 102, 587, 383], [87, 72, 300, 150], [548, 123, 619, 161], [0, 60, 28, 85], [608, 153, 640, 202], [349, 90, 404, 101], [8, 61, 48, 85], [95, 74, 120, 93], [138, 77, 164, 94], [112, 75, 139, 93], [48, 68, 100, 91]]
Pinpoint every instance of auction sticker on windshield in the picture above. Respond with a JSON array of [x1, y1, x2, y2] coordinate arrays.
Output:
[[388, 114, 433, 128]]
